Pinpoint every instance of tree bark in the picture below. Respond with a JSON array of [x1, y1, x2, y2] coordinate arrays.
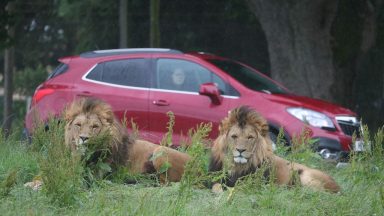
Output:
[[150, 0, 160, 47], [119, 0, 128, 48], [3, 1, 15, 137], [350, 0, 382, 107], [246, 0, 338, 101]]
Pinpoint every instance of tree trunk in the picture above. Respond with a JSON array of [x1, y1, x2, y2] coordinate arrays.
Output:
[[119, 0, 128, 48], [246, 0, 338, 101], [150, 0, 160, 47], [3, 2, 15, 137], [3, 48, 14, 137]]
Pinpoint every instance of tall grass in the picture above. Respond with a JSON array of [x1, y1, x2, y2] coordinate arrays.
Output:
[[31, 118, 84, 206], [170, 122, 213, 215], [0, 120, 383, 215]]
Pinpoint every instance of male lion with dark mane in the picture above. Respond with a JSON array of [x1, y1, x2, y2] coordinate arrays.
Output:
[[64, 97, 190, 183], [209, 106, 340, 193]]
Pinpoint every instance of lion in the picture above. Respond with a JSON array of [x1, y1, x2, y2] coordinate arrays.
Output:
[[64, 97, 190, 183], [208, 106, 340, 193]]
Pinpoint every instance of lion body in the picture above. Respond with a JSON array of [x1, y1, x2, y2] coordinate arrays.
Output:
[[64, 97, 190, 183], [209, 106, 340, 193], [128, 139, 191, 182]]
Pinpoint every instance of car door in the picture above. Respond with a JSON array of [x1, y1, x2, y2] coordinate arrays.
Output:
[[76, 57, 151, 139], [149, 58, 236, 146]]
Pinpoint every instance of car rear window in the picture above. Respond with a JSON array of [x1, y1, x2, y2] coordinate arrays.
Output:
[[47, 63, 68, 80], [85, 58, 150, 88]]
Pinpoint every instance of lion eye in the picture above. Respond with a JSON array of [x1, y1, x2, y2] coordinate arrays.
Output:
[[247, 135, 255, 140], [74, 123, 81, 128], [231, 134, 238, 139], [92, 125, 99, 129]]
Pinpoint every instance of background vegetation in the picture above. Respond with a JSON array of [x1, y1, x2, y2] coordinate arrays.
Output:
[[1, 0, 383, 133]]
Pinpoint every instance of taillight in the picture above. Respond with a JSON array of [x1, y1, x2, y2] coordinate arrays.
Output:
[[31, 88, 55, 106]]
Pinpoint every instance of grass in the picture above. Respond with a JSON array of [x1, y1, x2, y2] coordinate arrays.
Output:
[[0, 121, 383, 216]]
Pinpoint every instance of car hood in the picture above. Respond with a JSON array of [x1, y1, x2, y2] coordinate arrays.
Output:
[[262, 93, 356, 117]]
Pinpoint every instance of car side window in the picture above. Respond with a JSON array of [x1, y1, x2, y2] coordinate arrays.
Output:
[[86, 58, 149, 88], [155, 58, 234, 95]]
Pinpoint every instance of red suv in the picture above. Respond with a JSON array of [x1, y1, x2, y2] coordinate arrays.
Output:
[[24, 48, 363, 159]]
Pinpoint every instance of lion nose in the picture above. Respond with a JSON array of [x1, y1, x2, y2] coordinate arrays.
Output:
[[79, 136, 89, 143], [236, 148, 246, 153]]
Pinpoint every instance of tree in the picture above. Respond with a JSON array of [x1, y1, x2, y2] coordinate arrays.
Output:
[[246, 0, 339, 101], [58, 0, 119, 53], [246, 0, 384, 130], [3, 1, 15, 137], [150, 0, 160, 47], [119, 0, 128, 48]]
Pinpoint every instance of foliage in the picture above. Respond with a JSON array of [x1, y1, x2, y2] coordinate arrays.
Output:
[[160, 111, 175, 147], [57, 0, 119, 52], [0, 97, 27, 128], [0, 169, 18, 198], [80, 132, 113, 185], [0, 122, 383, 215], [0, 1, 14, 49], [31, 118, 84, 206], [14, 64, 47, 96], [0, 128, 18, 197], [171, 122, 213, 215]]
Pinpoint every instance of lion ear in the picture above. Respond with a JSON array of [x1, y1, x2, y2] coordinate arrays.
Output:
[[104, 110, 115, 124], [260, 123, 269, 137], [63, 108, 72, 123], [219, 117, 230, 135]]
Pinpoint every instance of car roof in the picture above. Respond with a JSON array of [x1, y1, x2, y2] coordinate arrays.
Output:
[[79, 48, 183, 58]]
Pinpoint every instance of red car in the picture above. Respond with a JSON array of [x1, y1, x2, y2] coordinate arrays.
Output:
[[24, 48, 363, 159]]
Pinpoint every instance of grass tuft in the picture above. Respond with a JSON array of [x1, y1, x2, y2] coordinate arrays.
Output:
[[0, 117, 383, 215]]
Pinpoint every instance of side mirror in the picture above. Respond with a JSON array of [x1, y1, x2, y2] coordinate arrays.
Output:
[[199, 82, 223, 105]]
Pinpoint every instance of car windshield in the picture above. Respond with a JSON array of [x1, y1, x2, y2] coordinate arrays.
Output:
[[208, 59, 288, 94]]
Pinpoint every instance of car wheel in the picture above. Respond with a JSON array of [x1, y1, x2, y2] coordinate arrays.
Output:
[[318, 148, 339, 161]]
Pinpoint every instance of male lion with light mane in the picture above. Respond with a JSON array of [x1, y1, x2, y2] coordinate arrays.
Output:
[[64, 97, 190, 183], [209, 106, 340, 193]]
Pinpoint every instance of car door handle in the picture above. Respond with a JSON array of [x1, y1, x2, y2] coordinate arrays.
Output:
[[153, 100, 170, 106]]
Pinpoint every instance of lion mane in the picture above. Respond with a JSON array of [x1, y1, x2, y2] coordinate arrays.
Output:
[[64, 97, 190, 183], [209, 106, 340, 193]]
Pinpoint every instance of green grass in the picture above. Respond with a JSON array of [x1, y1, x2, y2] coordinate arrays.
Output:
[[0, 123, 383, 216]]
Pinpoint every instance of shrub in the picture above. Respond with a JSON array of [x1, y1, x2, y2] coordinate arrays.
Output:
[[32, 118, 84, 206]]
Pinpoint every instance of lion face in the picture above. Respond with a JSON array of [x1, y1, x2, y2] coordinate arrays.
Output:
[[211, 106, 272, 172], [64, 98, 117, 153], [227, 124, 261, 165], [69, 113, 104, 148]]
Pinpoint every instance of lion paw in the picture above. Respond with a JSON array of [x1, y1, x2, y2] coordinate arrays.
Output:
[[211, 183, 224, 194], [24, 179, 43, 191]]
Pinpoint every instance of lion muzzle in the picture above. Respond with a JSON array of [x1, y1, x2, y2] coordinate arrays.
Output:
[[74, 136, 89, 154], [233, 149, 250, 164]]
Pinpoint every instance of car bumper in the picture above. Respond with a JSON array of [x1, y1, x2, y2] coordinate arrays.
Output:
[[313, 136, 343, 151], [313, 136, 365, 160]]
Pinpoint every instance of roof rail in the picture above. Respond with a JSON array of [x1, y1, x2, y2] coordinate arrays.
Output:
[[80, 48, 183, 58]]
